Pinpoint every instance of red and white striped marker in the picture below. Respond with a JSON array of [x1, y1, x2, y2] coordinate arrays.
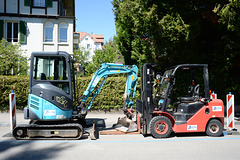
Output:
[[210, 91, 217, 99], [9, 91, 16, 131], [227, 92, 235, 130]]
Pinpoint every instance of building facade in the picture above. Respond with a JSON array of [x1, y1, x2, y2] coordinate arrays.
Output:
[[0, 0, 76, 58], [75, 32, 104, 61]]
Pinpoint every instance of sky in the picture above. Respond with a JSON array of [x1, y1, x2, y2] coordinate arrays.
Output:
[[75, 0, 116, 42]]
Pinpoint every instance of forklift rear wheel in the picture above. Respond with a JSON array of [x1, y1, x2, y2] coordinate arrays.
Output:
[[206, 119, 223, 137], [150, 116, 172, 138]]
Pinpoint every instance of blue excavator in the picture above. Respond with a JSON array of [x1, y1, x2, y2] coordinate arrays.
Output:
[[13, 51, 138, 140]]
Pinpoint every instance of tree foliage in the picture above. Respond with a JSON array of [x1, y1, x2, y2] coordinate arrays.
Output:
[[113, 0, 191, 67], [85, 38, 123, 75], [73, 47, 90, 77], [113, 0, 240, 103], [0, 39, 28, 75]]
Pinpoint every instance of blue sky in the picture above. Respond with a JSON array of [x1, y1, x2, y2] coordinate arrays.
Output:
[[75, 0, 116, 42]]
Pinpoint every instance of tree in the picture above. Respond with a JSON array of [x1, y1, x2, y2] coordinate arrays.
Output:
[[216, 0, 240, 103], [113, 0, 240, 103], [0, 39, 28, 75], [73, 47, 90, 77], [112, 0, 190, 68], [85, 38, 123, 75]]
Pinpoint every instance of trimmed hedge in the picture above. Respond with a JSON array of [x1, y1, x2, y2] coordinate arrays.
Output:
[[0, 76, 141, 111], [0, 76, 29, 111]]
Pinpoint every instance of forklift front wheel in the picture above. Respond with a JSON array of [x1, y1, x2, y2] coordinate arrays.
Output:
[[206, 119, 223, 137], [150, 116, 172, 138]]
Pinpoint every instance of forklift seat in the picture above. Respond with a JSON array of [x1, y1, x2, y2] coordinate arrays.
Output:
[[188, 84, 200, 97], [178, 84, 200, 103]]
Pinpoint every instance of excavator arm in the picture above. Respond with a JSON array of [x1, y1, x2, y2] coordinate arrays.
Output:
[[77, 63, 138, 117]]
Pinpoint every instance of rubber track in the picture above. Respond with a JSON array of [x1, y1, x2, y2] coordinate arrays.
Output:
[[13, 123, 84, 140]]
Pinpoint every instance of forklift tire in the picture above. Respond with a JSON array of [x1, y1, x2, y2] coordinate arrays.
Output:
[[206, 119, 223, 137], [150, 116, 172, 138]]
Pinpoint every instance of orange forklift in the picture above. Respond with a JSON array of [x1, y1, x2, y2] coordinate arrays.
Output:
[[136, 64, 224, 138]]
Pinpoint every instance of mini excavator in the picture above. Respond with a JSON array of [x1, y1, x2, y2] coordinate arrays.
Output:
[[13, 51, 138, 140]]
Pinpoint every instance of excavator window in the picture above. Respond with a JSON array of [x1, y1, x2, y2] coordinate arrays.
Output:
[[33, 56, 68, 80], [33, 56, 70, 94]]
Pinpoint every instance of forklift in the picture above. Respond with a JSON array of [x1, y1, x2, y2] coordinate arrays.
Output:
[[136, 63, 224, 138]]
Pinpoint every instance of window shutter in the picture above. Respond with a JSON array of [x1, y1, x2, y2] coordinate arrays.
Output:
[[0, 20, 3, 40], [46, 0, 53, 8], [24, 0, 31, 6], [19, 21, 27, 44]]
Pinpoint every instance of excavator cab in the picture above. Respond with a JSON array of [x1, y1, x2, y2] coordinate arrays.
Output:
[[25, 51, 75, 121]]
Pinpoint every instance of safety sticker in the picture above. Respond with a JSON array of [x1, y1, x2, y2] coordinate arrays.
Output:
[[44, 110, 56, 116], [187, 125, 197, 131], [56, 115, 64, 119], [212, 106, 222, 112], [92, 77, 100, 86]]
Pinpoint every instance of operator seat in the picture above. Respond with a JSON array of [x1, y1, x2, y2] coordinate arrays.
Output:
[[178, 83, 200, 103], [40, 73, 47, 80], [188, 84, 200, 97]]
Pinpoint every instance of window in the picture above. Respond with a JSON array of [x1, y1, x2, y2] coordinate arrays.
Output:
[[59, 22, 68, 43], [87, 44, 90, 49], [95, 44, 101, 49], [33, 56, 69, 94], [33, 0, 45, 7], [85, 38, 88, 40], [7, 22, 18, 43], [44, 22, 53, 42]]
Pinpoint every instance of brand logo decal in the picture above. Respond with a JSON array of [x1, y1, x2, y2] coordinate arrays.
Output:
[[56, 96, 68, 108], [212, 106, 222, 112], [187, 125, 197, 131], [44, 110, 56, 116]]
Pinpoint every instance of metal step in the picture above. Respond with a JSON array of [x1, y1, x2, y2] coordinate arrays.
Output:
[[173, 113, 194, 122], [175, 121, 187, 125]]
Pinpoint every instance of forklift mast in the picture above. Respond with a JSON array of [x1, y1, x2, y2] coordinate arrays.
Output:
[[137, 63, 156, 135]]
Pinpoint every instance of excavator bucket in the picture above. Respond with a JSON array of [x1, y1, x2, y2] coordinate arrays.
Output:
[[113, 116, 138, 133]]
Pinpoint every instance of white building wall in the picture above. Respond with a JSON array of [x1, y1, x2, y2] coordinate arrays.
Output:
[[32, 8, 45, 15], [6, 0, 18, 14], [42, 18, 74, 55], [21, 18, 44, 57], [0, 0, 74, 58], [1, 16, 74, 58], [79, 35, 95, 61]]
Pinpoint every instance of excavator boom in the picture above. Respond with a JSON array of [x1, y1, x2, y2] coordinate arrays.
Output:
[[77, 63, 138, 117]]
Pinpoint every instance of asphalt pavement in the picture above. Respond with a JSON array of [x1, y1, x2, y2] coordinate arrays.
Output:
[[1, 111, 240, 160]]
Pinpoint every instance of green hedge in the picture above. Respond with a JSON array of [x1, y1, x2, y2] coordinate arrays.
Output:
[[0, 76, 29, 111], [0, 76, 141, 111]]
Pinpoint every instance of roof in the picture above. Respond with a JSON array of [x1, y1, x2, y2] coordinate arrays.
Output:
[[75, 32, 104, 44]]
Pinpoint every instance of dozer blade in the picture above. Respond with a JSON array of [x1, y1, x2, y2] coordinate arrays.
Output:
[[113, 116, 137, 133], [88, 122, 99, 140]]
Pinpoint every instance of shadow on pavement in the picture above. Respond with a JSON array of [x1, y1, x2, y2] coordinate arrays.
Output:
[[0, 139, 74, 160]]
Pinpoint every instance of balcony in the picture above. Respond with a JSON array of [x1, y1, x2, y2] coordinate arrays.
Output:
[[59, 0, 74, 17]]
